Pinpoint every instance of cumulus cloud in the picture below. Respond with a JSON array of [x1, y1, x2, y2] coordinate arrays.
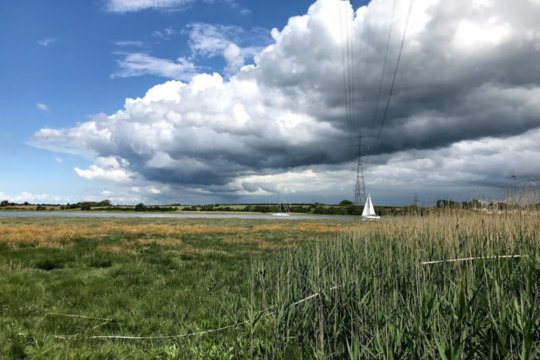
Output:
[[33, 0, 540, 203], [75, 156, 135, 182], [364, 127, 540, 204]]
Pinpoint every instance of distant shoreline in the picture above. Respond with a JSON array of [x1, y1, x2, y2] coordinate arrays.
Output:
[[0, 211, 355, 221]]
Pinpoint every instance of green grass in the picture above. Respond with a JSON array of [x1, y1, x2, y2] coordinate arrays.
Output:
[[250, 213, 540, 358], [1, 214, 540, 358], [0, 217, 349, 359]]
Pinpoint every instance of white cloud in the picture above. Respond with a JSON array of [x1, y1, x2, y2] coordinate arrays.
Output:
[[152, 27, 177, 40], [188, 23, 233, 57], [38, 37, 58, 47], [0, 192, 64, 204], [231, 168, 354, 196], [112, 53, 197, 80], [109, 24, 270, 80], [223, 43, 244, 74], [187, 23, 271, 75], [452, 18, 512, 52], [33, 0, 540, 204], [74, 156, 134, 182], [106, 0, 193, 12], [105, 0, 248, 13], [36, 102, 49, 112], [113, 40, 144, 47], [365, 128, 540, 203]]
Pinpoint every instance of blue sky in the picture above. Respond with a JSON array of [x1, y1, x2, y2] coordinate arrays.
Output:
[[2, 0, 540, 205], [0, 0, 317, 203]]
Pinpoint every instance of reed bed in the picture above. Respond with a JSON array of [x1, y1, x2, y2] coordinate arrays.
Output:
[[250, 212, 540, 358], [3, 213, 539, 358]]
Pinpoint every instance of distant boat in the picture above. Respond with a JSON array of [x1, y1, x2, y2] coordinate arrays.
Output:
[[272, 197, 290, 217], [361, 194, 380, 220]]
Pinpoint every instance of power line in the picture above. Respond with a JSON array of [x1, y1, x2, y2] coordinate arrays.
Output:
[[340, 0, 357, 156], [368, 0, 397, 154], [374, 0, 415, 149]]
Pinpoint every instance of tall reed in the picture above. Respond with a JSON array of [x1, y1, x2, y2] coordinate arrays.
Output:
[[250, 213, 540, 358]]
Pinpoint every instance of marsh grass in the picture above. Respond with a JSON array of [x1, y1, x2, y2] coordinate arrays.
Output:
[[1, 214, 540, 358], [0, 219, 352, 248], [250, 212, 540, 358], [0, 217, 349, 358]]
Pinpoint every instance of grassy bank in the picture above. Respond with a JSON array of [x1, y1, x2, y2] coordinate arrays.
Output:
[[1, 213, 540, 358], [0, 217, 351, 359]]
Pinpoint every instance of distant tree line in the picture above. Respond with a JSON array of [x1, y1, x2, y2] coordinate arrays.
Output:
[[435, 198, 540, 210], [133, 203, 177, 212], [180, 201, 428, 216], [60, 200, 111, 211], [3, 197, 539, 214]]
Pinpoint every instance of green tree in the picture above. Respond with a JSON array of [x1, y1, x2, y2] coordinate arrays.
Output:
[[80, 203, 92, 211], [99, 199, 112, 207], [134, 203, 147, 211]]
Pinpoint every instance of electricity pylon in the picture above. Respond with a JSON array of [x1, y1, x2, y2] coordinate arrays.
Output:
[[354, 135, 366, 206]]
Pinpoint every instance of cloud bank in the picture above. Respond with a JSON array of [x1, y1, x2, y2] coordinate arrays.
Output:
[[32, 0, 540, 204]]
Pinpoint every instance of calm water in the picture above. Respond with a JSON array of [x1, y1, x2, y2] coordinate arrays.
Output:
[[0, 211, 355, 221]]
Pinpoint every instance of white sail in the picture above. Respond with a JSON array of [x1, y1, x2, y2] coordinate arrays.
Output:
[[361, 194, 380, 219], [272, 195, 290, 217]]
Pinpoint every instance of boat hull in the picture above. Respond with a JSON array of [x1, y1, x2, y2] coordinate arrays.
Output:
[[361, 215, 381, 220]]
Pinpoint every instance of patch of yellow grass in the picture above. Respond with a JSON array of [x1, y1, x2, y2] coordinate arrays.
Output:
[[0, 221, 354, 248], [0, 224, 82, 248], [0, 222, 247, 248]]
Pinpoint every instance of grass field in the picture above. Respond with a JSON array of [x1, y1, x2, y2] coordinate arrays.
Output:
[[1, 213, 540, 358], [0, 217, 354, 359]]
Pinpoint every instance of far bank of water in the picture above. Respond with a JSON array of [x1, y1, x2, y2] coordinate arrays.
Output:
[[0, 211, 355, 221]]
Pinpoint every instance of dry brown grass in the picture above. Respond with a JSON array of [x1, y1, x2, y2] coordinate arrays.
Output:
[[0, 222, 247, 248], [0, 220, 356, 248], [10, 214, 529, 252]]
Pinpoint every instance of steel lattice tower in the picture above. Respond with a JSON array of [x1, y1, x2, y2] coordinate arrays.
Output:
[[354, 136, 366, 205]]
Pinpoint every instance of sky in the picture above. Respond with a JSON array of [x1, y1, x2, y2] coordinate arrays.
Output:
[[1, 0, 540, 206]]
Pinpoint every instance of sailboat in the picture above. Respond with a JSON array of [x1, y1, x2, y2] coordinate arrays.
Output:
[[272, 196, 290, 217], [361, 194, 380, 220]]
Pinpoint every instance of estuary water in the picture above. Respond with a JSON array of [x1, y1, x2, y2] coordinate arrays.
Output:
[[0, 211, 354, 221]]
